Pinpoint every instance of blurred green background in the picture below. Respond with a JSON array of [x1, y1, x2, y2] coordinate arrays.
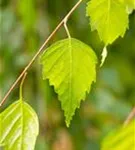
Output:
[[0, 0, 135, 149]]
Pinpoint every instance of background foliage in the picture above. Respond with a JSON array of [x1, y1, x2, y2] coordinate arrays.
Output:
[[0, 0, 135, 149]]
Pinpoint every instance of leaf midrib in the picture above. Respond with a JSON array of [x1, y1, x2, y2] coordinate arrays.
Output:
[[68, 38, 73, 121], [20, 100, 24, 149]]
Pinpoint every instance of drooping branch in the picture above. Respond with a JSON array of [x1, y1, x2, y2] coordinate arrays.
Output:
[[0, 0, 83, 107]]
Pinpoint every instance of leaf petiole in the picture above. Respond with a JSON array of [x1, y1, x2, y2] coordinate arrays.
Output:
[[19, 72, 27, 100], [64, 17, 71, 39]]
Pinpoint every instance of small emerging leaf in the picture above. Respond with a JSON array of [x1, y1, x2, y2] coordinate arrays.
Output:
[[0, 100, 39, 150], [86, 0, 129, 45], [100, 47, 108, 67], [102, 120, 135, 150], [40, 38, 97, 127]]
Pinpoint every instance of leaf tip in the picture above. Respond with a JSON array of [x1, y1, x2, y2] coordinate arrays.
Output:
[[66, 121, 70, 128]]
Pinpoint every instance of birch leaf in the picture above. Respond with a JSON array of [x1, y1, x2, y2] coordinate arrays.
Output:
[[0, 100, 39, 150], [40, 38, 97, 127], [102, 120, 135, 150], [86, 0, 129, 45]]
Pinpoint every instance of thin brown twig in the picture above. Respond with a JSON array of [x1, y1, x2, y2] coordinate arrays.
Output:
[[124, 107, 135, 126], [0, 0, 83, 107]]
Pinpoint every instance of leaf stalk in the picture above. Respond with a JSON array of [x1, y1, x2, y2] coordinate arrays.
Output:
[[19, 73, 27, 100]]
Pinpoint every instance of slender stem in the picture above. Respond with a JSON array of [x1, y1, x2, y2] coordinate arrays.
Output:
[[64, 17, 71, 38], [20, 72, 27, 100], [0, 0, 82, 107], [124, 107, 135, 126]]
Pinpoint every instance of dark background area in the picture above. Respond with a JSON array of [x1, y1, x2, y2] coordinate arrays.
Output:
[[0, 0, 135, 149]]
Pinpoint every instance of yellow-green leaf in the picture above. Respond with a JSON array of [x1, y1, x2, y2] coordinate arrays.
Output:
[[102, 120, 135, 150], [40, 38, 97, 127], [86, 0, 129, 45], [0, 100, 39, 150]]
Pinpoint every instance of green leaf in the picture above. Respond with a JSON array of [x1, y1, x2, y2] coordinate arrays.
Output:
[[0, 100, 39, 149], [40, 38, 97, 127], [101, 120, 135, 150], [86, 0, 129, 45]]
